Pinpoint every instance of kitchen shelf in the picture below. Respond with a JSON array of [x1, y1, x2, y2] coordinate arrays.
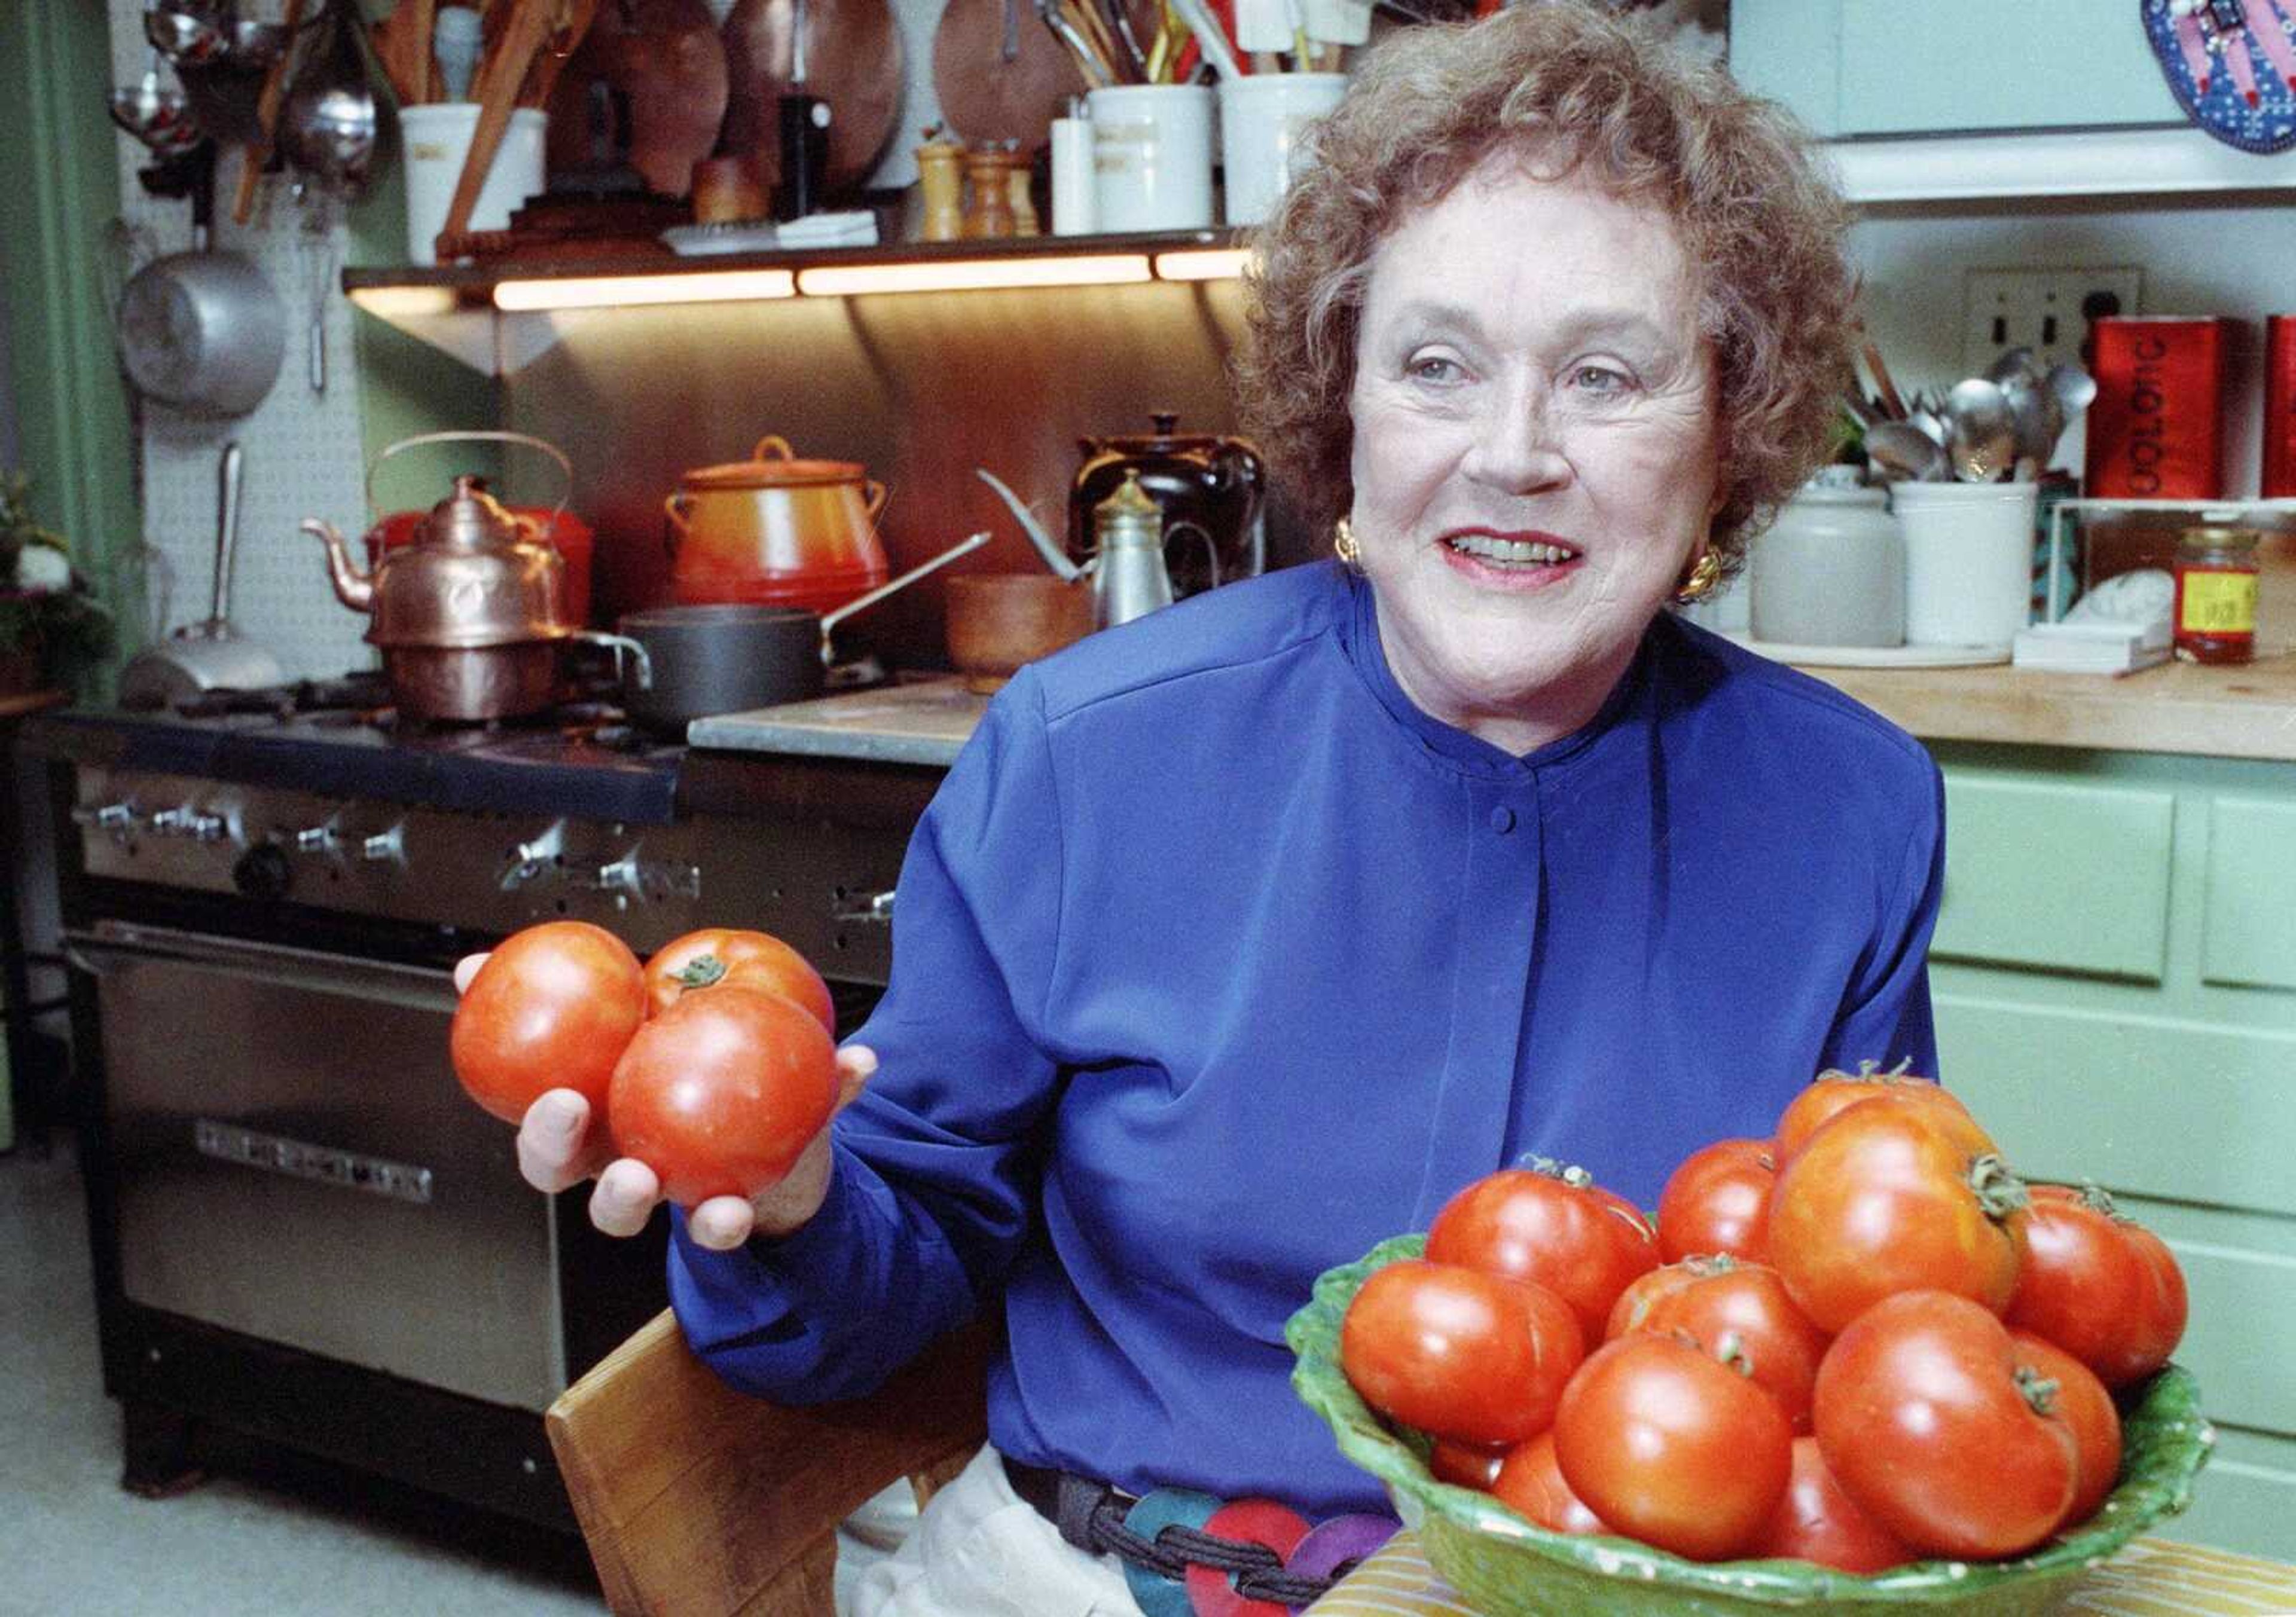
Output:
[[346, 125, 2296, 374], [1831, 128, 2296, 206], [343, 227, 1246, 377]]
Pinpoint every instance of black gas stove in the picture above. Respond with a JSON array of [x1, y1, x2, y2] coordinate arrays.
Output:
[[30, 671, 937, 1540]]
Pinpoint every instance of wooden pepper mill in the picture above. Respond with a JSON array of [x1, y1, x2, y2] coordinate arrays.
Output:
[[915, 132, 966, 242], [962, 146, 1016, 238]]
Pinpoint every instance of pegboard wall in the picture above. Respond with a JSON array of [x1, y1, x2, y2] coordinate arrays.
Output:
[[108, 0, 374, 681], [100, 0, 948, 683]]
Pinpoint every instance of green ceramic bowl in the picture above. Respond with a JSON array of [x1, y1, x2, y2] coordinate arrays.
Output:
[[1287, 1235, 2215, 1617]]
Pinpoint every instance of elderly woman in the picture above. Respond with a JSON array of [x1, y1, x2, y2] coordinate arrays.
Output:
[[506, 4, 1941, 1610]]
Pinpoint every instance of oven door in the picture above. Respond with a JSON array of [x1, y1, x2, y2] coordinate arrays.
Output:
[[68, 921, 567, 1412]]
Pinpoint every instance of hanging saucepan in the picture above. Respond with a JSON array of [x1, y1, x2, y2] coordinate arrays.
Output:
[[619, 530, 987, 734], [115, 142, 287, 420]]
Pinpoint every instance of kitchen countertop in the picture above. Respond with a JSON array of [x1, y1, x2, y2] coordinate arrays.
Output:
[[684, 652, 2296, 768]]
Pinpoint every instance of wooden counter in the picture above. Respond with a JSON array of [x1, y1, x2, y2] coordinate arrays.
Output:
[[1800, 650, 2296, 764], [686, 654, 2296, 769]]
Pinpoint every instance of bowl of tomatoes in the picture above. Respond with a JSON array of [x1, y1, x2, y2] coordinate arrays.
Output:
[[1286, 1068, 2214, 1616], [1290, 1234, 2210, 1616]]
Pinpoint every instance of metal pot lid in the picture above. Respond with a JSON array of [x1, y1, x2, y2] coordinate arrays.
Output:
[[680, 433, 868, 490]]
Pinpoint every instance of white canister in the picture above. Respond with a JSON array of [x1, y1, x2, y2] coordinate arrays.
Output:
[[1892, 480, 2041, 650], [1750, 474, 1906, 647], [1050, 109, 1097, 237], [1217, 72, 1346, 225], [1088, 84, 1216, 233], [402, 105, 547, 266]]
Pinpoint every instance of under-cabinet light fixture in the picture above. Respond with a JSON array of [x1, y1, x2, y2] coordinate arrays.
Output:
[[493, 268, 799, 311], [347, 286, 460, 318], [794, 253, 1153, 297], [1152, 249, 1254, 282]]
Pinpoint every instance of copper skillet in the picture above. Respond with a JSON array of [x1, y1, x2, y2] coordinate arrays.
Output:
[[720, 0, 904, 194]]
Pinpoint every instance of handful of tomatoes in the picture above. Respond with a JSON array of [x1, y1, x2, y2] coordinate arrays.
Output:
[[448, 921, 840, 1206], [1337, 1066, 2190, 1569]]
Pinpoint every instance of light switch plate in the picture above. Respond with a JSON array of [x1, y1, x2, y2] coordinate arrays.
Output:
[[1961, 266, 2145, 379]]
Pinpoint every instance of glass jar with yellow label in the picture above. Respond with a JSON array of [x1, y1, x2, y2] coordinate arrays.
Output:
[[2172, 526, 2261, 664]]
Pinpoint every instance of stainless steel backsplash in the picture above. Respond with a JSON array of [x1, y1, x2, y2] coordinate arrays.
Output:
[[505, 278, 1322, 667]]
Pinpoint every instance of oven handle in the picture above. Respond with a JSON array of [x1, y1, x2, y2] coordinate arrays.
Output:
[[63, 921, 460, 1014]]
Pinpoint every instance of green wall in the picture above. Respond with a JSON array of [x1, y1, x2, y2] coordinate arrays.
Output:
[[0, 0, 144, 696]]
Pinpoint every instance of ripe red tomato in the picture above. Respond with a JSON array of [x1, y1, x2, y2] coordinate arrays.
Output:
[[1813, 1290, 2078, 1559], [1767, 1093, 2029, 1333], [1744, 1437, 1915, 1573], [1604, 1258, 1706, 1340], [1772, 1067, 1994, 1166], [643, 927, 835, 1034], [1492, 1431, 1610, 1536], [449, 921, 647, 1123], [1552, 1334, 1794, 1562], [2005, 1183, 2188, 1389], [1625, 1260, 1830, 1433], [1655, 1137, 1775, 1263], [1429, 1437, 1509, 1490], [2011, 1330, 2122, 1529], [1339, 1261, 1586, 1447], [1426, 1160, 1658, 1348], [606, 985, 839, 1206]]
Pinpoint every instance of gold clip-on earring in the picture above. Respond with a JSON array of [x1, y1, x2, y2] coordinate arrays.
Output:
[[1333, 516, 1361, 567]]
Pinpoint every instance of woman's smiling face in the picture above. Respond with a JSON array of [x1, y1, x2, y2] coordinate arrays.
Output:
[[1347, 154, 1723, 754]]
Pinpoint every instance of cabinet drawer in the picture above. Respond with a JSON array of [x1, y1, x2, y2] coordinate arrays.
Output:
[[2203, 798, 2296, 992], [1729, 1, 2184, 138], [1933, 778, 2174, 981], [1934, 991, 2296, 1219], [2152, 1425, 2296, 1563], [2121, 1197, 2296, 1439]]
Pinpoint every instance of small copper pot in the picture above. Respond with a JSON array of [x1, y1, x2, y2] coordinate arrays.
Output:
[[944, 573, 1093, 693]]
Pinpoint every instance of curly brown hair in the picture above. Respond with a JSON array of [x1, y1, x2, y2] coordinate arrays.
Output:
[[1233, 2, 1855, 574]]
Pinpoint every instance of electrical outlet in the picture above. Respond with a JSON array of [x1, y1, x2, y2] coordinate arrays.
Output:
[[1960, 267, 2144, 380]]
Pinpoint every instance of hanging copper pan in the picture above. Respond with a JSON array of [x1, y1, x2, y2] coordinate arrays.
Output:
[[930, 0, 1088, 152], [544, 0, 728, 197], [719, 0, 904, 195]]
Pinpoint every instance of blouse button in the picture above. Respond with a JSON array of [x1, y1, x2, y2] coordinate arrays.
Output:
[[1488, 805, 1516, 834]]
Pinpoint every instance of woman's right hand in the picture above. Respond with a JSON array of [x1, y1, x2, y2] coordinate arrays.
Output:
[[456, 952, 877, 1252]]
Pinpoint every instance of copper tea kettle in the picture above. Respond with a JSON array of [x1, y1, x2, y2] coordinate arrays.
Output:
[[303, 431, 649, 722]]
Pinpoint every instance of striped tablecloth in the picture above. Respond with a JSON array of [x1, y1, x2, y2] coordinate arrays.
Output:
[[1311, 1533, 2296, 1616]]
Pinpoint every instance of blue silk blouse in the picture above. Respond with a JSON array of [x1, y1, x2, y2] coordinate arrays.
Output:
[[669, 559, 1945, 1518]]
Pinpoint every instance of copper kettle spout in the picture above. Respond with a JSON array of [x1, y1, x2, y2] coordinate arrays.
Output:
[[303, 518, 375, 613]]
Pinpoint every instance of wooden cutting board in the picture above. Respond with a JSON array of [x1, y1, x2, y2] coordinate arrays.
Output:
[[544, 0, 729, 197], [929, 0, 1089, 151], [719, 0, 905, 194]]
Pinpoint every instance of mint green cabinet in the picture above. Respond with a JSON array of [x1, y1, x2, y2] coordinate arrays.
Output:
[[1730, 1, 2182, 139], [1926, 742, 2296, 1560]]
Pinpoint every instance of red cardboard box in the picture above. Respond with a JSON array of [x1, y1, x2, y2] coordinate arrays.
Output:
[[2084, 316, 2234, 501]]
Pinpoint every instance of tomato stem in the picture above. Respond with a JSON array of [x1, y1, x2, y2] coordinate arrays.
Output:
[[672, 953, 729, 991], [2014, 1364, 2060, 1417], [1968, 1154, 2032, 1221], [1522, 1154, 1592, 1188]]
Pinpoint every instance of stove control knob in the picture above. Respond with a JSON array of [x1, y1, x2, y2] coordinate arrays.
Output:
[[152, 806, 230, 843], [232, 842, 294, 901], [360, 824, 406, 865], [71, 801, 142, 843]]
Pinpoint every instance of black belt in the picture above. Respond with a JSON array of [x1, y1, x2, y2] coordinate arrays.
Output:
[[1000, 1454, 1341, 1606]]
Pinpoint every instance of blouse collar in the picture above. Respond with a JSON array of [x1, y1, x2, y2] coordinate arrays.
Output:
[[1333, 563, 1656, 779]]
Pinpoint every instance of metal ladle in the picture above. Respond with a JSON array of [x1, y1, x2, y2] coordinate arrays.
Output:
[[111, 49, 203, 152], [144, 0, 234, 65], [1943, 378, 2019, 482], [279, 0, 384, 201]]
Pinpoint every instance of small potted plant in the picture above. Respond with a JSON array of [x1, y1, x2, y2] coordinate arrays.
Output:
[[1, 472, 115, 696]]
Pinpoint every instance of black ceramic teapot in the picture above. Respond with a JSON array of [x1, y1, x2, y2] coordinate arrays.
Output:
[[1066, 412, 1266, 601]]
